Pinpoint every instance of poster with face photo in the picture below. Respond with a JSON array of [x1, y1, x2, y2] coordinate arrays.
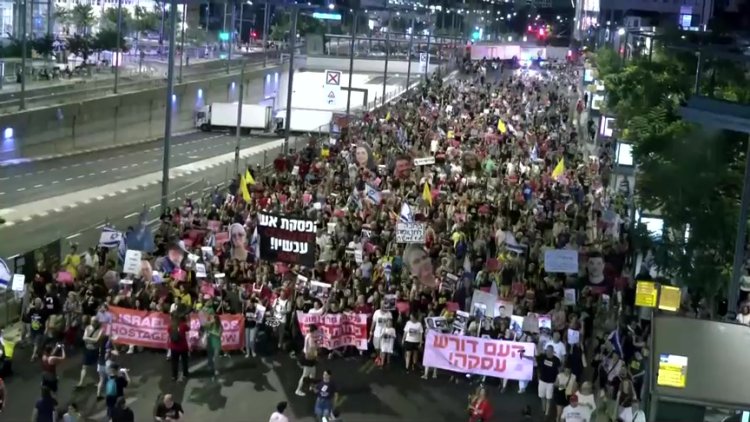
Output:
[[309, 280, 331, 299], [441, 273, 459, 293], [493, 300, 514, 319], [425, 316, 449, 333], [452, 310, 470, 335], [471, 302, 487, 320], [383, 294, 397, 311], [510, 315, 525, 336], [295, 274, 309, 292]]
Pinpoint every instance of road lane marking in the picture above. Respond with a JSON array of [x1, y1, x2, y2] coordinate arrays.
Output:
[[124, 212, 139, 218], [16, 187, 25, 192], [77, 175, 84, 178], [100, 170, 107, 174], [65, 233, 81, 240], [51, 180, 59, 184], [65, 177, 73, 181], [96, 223, 106, 229], [34, 184, 43, 188]]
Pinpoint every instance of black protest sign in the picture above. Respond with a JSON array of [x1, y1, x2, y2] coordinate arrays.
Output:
[[257, 212, 317, 267]]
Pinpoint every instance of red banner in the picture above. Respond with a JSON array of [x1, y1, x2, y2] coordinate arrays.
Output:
[[107, 306, 244, 351], [296, 311, 369, 351]]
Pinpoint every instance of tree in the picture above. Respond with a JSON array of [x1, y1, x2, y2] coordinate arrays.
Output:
[[54, 6, 72, 33], [596, 43, 750, 302], [0, 38, 31, 58], [133, 6, 159, 36], [93, 28, 128, 53], [31, 34, 55, 59], [66, 34, 94, 63], [99, 7, 133, 34], [71, 4, 95, 35]]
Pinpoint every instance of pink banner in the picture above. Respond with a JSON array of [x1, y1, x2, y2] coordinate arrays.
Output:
[[296, 311, 369, 351], [422, 331, 536, 380]]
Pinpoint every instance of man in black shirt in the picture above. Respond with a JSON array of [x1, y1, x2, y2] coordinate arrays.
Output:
[[155, 393, 184, 421], [536, 345, 561, 417]]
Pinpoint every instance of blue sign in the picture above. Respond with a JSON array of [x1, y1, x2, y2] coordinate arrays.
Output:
[[313, 12, 342, 21]]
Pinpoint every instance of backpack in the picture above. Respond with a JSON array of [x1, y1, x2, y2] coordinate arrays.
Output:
[[105, 377, 117, 397]]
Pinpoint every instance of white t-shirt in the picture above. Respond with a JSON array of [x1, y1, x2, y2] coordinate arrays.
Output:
[[736, 313, 750, 326], [372, 309, 392, 338], [269, 411, 289, 422], [545, 339, 567, 361], [404, 320, 424, 343], [273, 298, 290, 323], [560, 405, 591, 422]]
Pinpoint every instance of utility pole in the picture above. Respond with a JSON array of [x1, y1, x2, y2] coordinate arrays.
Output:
[[262, 1, 270, 67], [160, 0, 178, 212], [381, 13, 390, 105], [405, 17, 414, 91], [282, 7, 298, 154], [179, 4, 187, 83], [234, 62, 246, 175], [424, 16, 431, 79], [345, 12, 357, 116], [114, 0, 123, 93], [19, 0, 27, 111], [729, 135, 750, 317], [226, 2, 235, 73]]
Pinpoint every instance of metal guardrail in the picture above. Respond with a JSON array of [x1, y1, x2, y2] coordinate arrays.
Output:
[[0, 52, 282, 114]]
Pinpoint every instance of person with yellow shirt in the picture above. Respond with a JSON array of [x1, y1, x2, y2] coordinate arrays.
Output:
[[62, 244, 81, 280]]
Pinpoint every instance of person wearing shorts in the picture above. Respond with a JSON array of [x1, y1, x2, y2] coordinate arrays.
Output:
[[537, 345, 561, 417], [296, 325, 318, 397]]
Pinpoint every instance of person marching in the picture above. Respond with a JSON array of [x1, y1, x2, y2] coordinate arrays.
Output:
[[295, 324, 319, 397]]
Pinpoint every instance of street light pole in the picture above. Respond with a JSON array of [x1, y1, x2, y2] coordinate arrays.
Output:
[[262, 1, 269, 67], [345, 12, 357, 117], [19, 0, 27, 111], [114, 0, 123, 93], [381, 14, 390, 105], [226, 2, 235, 73], [405, 17, 414, 91], [238, 2, 244, 52], [234, 62, 246, 176], [179, 4, 187, 83], [282, 6, 298, 155], [424, 17, 431, 79], [160, 0, 179, 212]]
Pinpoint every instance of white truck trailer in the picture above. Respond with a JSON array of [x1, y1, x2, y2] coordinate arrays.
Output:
[[195, 103, 271, 133]]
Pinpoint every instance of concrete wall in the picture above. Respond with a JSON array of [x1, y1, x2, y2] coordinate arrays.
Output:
[[0, 66, 281, 161], [304, 56, 440, 74]]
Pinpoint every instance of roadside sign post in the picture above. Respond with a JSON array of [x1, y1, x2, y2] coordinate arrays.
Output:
[[419, 52, 428, 75], [324, 70, 341, 107]]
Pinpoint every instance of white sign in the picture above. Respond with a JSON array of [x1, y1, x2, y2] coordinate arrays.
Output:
[[195, 263, 207, 278], [11, 274, 25, 292], [413, 157, 436, 166], [123, 249, 142, 274], [419, 53, 428, 72], [563, 288, 577, 306], [544, 249, 579, 274], [396, 222, 426, 243], [324, 69, 342, 107]]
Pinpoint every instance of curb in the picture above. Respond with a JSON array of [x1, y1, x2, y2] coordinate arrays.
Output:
[[0, 130, 197, 168], [0, 139, 284, 228]]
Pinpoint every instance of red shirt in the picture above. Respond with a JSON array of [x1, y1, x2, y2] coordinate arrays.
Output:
[[468, 399, 493, 422], [168, 322, 190, 352]]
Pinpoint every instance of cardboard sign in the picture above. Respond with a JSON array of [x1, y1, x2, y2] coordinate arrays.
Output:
[[123, 250, 142, 274], [544, 249, 579, 274], [396, 222, 426, 243]]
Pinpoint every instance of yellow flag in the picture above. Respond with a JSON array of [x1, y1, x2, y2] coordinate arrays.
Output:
[[551, 158, 565, 179], [244, 169, 256, 186], [321, 147, 330, 158], [497, 120, 507, 134], [240, 174, 251, 203], [385, 111, 391, 121], [422, 182, 432, 207]]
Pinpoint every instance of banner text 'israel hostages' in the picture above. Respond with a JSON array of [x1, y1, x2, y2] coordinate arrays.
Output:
[[257, 212, 317, 267]]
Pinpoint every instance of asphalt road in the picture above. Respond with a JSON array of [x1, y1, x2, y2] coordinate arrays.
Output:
[[1, 343, 541, 422], [0, 138, 287, 260], [0, 132, 277, 207]]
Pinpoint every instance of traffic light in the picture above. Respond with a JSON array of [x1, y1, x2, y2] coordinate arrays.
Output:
[[218, 32, 230, 41], [471, 31, 481, 41], [251, 30, 257, 38]]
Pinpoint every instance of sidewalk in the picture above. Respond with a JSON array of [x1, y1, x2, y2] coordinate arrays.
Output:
[[0, 72, 115, 94]]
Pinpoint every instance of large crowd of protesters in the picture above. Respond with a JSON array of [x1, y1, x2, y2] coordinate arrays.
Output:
[[0, 53, 656, 422]]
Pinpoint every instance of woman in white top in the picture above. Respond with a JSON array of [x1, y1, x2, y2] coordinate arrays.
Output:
[[370, 303, 392, 354], [554, 365, 578, 422], [402, 313, 424, 372], [379, 319, 396, 368], [575, 381, 597, 413]]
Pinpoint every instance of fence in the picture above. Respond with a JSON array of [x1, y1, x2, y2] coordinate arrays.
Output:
[[0, 58, 458, 329]]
